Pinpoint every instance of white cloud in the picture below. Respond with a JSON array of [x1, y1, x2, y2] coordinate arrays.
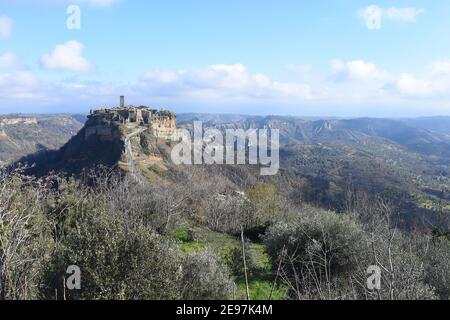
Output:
[[386, 61, 450, 98], [3, 58, 450, 115], [0, 53, 22, 70], [430, 61, 450, 77], [385, 7, 424, 22], [394, 74, 431, 96], [331, 59, 391, 81], [0, 53, 45, 102], [142, 70, 180, 84], [359, 6, 423, 30], [82, 60, 450, 112], [40, 41, 95, 73], [0, 15, 13, 38], [141, 64, 313, 101]]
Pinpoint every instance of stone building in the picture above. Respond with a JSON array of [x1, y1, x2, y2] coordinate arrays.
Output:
[[87, 96, 177, 139]]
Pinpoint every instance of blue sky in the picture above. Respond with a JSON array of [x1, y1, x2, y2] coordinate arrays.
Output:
[[1, 0, 450, 116]]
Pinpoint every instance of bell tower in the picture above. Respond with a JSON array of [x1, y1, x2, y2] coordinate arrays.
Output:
[[120, 96, 125, 108]]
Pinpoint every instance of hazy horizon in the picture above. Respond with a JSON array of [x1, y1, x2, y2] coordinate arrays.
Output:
[[2, 108, 450, 121]]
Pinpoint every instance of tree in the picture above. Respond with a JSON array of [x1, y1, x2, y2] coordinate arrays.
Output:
[[244, 183, 278, 231]]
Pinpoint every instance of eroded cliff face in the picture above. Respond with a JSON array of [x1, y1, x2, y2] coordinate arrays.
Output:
[[0, 117, 38, 141], [0, 117, 38, 126], [84, 116, 123, 142], [150, 116, 177, 139], [17, 116, 124, 176], [0, 115, 84, 166]]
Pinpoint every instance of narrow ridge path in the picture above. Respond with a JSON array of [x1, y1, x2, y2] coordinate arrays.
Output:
[[124, 127, 148, 185]]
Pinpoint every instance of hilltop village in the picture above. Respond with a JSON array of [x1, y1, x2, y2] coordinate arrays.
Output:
[[86, 96, 177, 140]]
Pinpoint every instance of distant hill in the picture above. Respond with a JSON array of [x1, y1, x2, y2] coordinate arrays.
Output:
[[15, 113, 123, 176], [0, 114, 85, 166], [179, 114, 450, 158], [175, 113, 450, 226], [400, 117, 450, 135]]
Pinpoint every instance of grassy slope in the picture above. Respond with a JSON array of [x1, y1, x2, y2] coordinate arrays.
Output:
[[171, 226, 287, 300]]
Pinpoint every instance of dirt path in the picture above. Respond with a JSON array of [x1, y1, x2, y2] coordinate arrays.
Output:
[[124, 127, 148, 184]]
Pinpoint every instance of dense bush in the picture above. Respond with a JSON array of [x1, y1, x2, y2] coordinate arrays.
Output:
[[264, 206, 437, 300], [181, 249, 236, 300], [0, 170, 52, 300], [222, 242, 260, 277], [1, 170, 238, 300], [40, 194, 183, 300], [264, 207, 366, 299], [425, 238, 450, 299]]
